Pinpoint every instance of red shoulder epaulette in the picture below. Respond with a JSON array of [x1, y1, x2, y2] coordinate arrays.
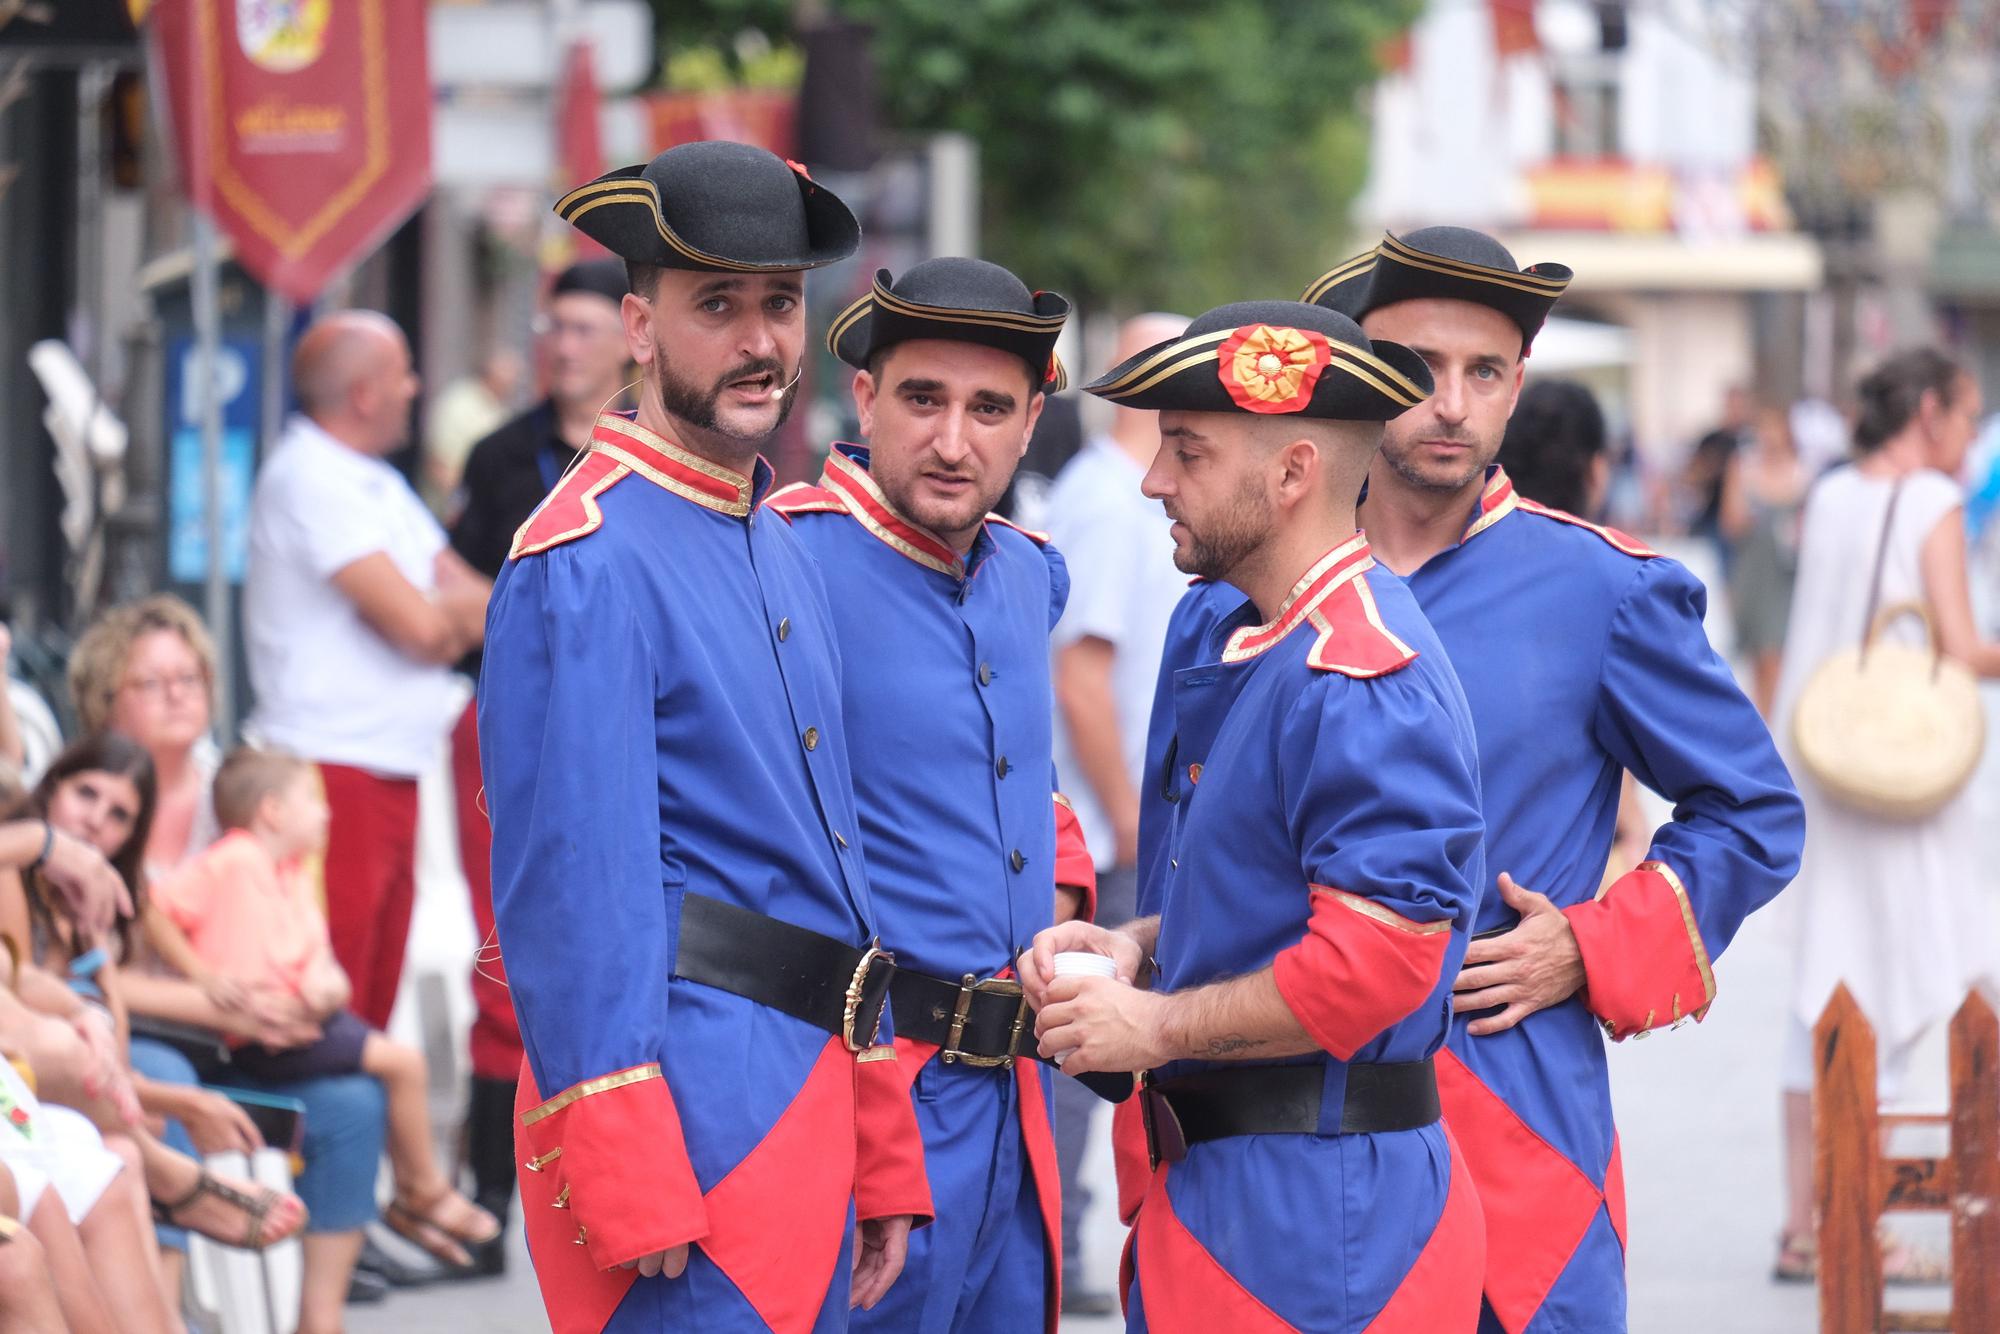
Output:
[[763, 482, 847, 522], [508, 454, 631, 560], [984, 513, 1051, 545], [1304, 571, 1420, 679], [1515, 498, 1657, 559]]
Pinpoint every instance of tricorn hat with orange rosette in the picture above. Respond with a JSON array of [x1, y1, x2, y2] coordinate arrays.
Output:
[[1081, 300, 1432, 420], [826, 258, 1070, 394], [554, 140, 859, 272]]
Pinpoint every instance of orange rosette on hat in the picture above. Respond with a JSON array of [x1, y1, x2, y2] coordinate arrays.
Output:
[[1218, 324, 1333, 414]]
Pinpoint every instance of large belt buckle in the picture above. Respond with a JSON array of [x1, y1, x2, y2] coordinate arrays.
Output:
[[841, 943, 894, 1053], [1139, 1072, 1186, 1171], [942, 974, 1030, 1069]]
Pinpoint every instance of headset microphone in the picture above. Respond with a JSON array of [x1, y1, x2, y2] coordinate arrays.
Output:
[[770, 363, 805, 399]]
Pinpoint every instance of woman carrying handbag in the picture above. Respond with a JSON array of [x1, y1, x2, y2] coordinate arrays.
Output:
[[1772, 347, 2000, 1281]]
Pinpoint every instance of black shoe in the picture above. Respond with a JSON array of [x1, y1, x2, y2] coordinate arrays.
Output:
[[345, 1267, 390, 1305], [356, 1232, 448, 1288], [464, 1229, 508, 1278], [1061, 1286, 1118, 1316]]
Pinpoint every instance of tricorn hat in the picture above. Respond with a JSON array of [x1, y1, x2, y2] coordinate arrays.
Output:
[[554, 140, 860, 272], [1081, 300, 1431, 420], [827, 258, 1071, 393], [1302, 227, 1572, 352]]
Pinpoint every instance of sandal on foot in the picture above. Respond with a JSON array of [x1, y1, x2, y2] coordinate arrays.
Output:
[[1772, 1230, 1817, 1283], [154, 1169, 307, 1251], [385, 1191, 500, 1270]]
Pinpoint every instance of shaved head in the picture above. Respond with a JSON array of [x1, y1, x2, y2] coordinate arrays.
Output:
[[290, 310, 419, 455], [292, 311, 406, 416]]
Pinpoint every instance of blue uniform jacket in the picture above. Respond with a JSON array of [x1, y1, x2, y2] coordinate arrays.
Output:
[[1128, 535, 1488, 1333], [478, 415, 928, 1334], [1143, 471, 1803, 1333], [767, 444, 1089, 1329], [1404, 470, 1802, 1331], [768, 445, 1084, 979]]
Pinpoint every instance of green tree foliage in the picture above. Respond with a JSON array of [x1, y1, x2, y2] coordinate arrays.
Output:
[[648, 0, 1414, 308]]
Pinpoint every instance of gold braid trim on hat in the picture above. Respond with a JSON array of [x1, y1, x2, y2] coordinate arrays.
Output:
[[1301, 246, 1381, 304], [1377, 233, 1571, 297]]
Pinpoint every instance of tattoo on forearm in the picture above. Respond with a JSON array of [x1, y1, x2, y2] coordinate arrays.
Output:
[[1205, 1033, 1264, 1057]]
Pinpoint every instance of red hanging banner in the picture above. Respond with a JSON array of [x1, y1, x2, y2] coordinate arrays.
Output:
[[150, 0, 433, 304]]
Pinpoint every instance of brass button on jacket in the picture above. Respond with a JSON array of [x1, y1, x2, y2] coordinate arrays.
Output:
[[803, 726, 820, 751]]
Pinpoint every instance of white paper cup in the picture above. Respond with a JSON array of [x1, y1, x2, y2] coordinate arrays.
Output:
[[1051, 951, 1120, 980]]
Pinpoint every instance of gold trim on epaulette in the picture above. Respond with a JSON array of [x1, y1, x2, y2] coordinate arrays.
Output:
[[509, 462, 631, 560], [520, 1063, 662, 1126], [984, 513, 1051, 545], [1377, 233, 1572, 298], [1301, 246, 1379, 304], [1513, 497, 1656, 558]]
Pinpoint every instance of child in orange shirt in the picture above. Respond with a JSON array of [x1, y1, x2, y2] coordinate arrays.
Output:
[[148, 748, 500, 1268]]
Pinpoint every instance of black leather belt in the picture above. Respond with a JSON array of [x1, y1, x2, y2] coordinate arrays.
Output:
[[889, 968, 1034, 1068], [672, 893, 894, 1052], [1141, 1059, 1439, 1168], [889, 967, 1135, 1101]]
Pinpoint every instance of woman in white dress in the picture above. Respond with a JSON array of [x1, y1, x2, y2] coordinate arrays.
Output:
[[1773, 347, 2000, 1279]]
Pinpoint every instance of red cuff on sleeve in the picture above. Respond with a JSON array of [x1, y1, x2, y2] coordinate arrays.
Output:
[[1053, 795, 1097, 923], [519, 1063, 707, 1269], [852, 1041, 934, 1226], [1271, 886, 1452, 1061], [1562, 859, 1716, 1041]]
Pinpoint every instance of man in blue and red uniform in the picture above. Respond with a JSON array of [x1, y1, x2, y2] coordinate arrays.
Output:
[[478, 140, 929, 1334], [1299, 228, 1805, 1332], [767, 258, 1097, 1333], [1024, 300, 1487, 1333]]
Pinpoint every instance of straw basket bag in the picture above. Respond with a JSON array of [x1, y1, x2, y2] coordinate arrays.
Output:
[[1790, 480, 1986, 820]]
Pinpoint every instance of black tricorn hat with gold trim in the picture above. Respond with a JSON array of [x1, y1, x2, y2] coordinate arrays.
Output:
[[828, 259, 1071, 394], [554, 140, 859, 272], [1303, 227, 1572, 352], [1081, 300, 1431, 421]]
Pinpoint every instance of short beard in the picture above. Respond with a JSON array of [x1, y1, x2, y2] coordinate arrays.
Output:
[[1379, 427, 1495, 495], [1175, 474, 1273, 582], [655, 346, 796, 443]]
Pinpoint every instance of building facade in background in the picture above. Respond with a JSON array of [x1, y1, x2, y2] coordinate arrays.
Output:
[[1355, 0, 1823, 465]]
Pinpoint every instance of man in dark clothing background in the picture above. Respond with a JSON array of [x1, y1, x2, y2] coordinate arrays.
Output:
[[443, 258, 633, 1270]]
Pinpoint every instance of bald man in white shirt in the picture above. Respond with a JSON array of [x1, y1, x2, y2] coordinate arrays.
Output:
[[245, 311, 490, 1030]]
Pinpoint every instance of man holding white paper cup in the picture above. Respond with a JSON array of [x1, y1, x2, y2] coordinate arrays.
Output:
[[1024, 300, 1488, 1332]]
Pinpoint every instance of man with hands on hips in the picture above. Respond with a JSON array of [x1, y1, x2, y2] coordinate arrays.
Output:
[[1303, 228, 1803, 1333], [1024, 299, 1487, 1333]]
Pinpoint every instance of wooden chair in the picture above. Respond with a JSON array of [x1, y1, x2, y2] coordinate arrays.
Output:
[[1815, 985, 2000, 1332]]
